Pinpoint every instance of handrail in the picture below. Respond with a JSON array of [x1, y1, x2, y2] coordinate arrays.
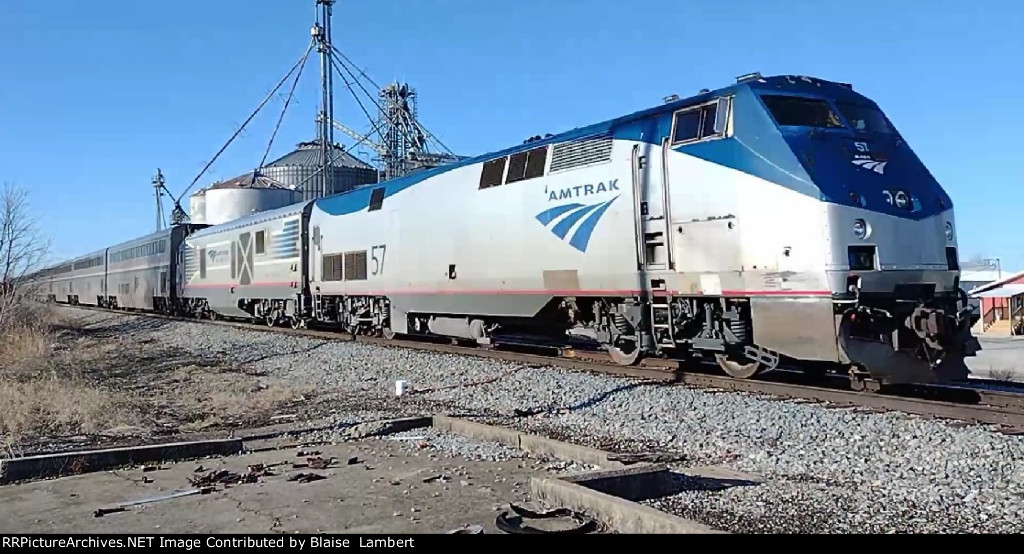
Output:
[[983, 306, 998, 327]]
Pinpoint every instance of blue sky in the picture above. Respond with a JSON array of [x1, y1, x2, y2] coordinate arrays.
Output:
[[1, 0, 1021, 271]]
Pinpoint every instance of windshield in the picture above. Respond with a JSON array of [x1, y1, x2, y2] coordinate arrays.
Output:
[[760, 95, 844, 129], [836, 102, 894, 134]]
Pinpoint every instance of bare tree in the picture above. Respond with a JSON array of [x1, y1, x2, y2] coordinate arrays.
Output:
[[0, 182, 50, 332]]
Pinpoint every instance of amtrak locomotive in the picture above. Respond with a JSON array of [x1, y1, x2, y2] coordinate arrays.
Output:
[[24, 73, 981, 387]]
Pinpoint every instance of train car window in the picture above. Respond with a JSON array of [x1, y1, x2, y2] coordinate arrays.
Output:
[[505, 151, 529, 183], [479, 157, 507, 189], [672, 109, 701, 143], [700, 104, 720, 138], [255, 231, 266, 255], [760, 95, 844, 128], [344, 251, 368, 281], [368, 188, 385, 211], [523, 146, 548, 180], [835, 102, 893, 134], [322, 254, 343, 281]]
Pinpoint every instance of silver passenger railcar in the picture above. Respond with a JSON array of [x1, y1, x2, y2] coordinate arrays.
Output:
[[103, 225, 205, 312], [47, 250, 105, 306]]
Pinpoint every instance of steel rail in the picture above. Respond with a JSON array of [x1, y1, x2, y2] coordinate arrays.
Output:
[[60, 304, 1024, 432]]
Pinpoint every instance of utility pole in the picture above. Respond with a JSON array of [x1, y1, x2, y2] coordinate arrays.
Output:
[[153, 169, 166, 231], [313, 0, 335, 199]]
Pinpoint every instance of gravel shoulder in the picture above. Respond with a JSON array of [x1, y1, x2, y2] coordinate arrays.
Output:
[[23, 306, 1024, 533]]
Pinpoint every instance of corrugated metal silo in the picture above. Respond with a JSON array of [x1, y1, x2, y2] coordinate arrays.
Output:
[[262, 139, 379, 201], [189, 190, 207, 224], [189, 172, 302, 226]]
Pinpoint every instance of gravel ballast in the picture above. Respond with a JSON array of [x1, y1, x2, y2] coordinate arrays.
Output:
[[59, 307, 1024, 533]]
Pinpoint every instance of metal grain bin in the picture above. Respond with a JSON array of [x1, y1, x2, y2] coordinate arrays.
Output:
[[190, 172, 302, 226], [189, 189, 207, 224], [261, 139, 378, 201]]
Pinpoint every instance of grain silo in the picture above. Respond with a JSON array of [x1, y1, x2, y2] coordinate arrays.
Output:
[[188, 171, 302, 226], [261, 139, 378, 201]]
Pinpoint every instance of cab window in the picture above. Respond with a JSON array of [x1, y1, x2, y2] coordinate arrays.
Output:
[[836, 102, 894, 134], [761, 95, 844, 128]]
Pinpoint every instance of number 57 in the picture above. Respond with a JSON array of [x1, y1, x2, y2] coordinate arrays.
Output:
[[371, 244, 387, 275]]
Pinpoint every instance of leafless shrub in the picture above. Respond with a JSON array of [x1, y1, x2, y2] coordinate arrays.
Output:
[[0, 182, 129, 451], [989, 367, 1018, 383], [0, 182, 50, 335]]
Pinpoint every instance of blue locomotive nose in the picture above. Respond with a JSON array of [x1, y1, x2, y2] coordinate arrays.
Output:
[[759, 92, 951, 221]]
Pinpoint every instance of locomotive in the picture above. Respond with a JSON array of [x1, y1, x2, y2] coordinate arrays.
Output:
[[23, 73, 980, 387]]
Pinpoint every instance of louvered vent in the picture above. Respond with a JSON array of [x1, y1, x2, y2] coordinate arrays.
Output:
[[549, 134, 613, 173]]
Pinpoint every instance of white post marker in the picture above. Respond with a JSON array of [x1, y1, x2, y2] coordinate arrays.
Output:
[[395, 379, 408, 397]]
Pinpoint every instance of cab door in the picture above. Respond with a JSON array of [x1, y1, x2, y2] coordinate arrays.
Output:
[[632, 139, 672, 272]]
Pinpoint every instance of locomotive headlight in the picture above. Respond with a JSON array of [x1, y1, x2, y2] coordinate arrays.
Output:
[[945, 221, 954, 242], [852, 219, 869, 239], [894, 191, 909, 209]]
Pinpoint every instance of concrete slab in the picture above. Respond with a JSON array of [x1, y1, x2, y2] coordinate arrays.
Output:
[[0, 439, 243, 485], [968, 336, 1024, 380], [0, 414, 732, 534], [558, 464, 677, 501], [530, 475, 725, 534], [432, 415, 629, 470], [0, 435, 549, 534], [434, 416, 729, 534]]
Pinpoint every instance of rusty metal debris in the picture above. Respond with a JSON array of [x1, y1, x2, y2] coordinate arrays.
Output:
[[508, 503, 572, 519], [190, 469, 241, 487], [93, 487, 216, 517], [495, 502, 599, 534], [288, 472, 326, 483], [189, 464, 275, 488], [296, 449, 321, 457], [347, 456, 361, 465], [446, 524, 484, 534], [307, 457, 333, 470], [293, 456, 334, 469]]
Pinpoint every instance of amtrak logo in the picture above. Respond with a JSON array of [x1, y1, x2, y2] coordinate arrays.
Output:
[[546, 179, 619, 202], [851, 158, 887, 174], [850, 141, 887, 175], [535, 196, 620, 253]]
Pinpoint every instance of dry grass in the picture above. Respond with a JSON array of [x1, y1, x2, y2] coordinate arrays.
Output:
[[0, 305, 136, 452], [1, 302, 318, 454], [989, 367, 1019, 383], [165, 364, 314, 431]]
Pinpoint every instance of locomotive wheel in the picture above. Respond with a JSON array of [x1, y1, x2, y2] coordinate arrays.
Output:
[[290, 317, 304, 330], [607, 337, 641, 366], [382, 326, 397, 340], [265, 314, 276, 327], [715, 353, 762, 379]]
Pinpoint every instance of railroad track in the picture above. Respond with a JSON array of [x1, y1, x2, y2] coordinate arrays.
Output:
[[59, 303, 1024, 434]]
